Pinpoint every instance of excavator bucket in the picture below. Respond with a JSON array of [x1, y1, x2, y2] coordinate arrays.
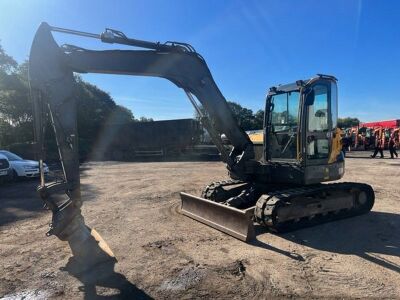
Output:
[[180, 192, 255, 242], [57, 212, 117, 270]]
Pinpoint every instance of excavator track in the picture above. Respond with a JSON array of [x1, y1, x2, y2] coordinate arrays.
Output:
[[199, 180, 374, 235], [254, 182, 375, 232], [201, 180, 248, 202]]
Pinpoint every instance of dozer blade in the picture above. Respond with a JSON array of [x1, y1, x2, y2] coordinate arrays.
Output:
[[180, 192, 255, 242]]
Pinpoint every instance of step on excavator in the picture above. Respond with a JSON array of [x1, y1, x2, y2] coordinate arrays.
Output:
[[29, 23, 375, 267]]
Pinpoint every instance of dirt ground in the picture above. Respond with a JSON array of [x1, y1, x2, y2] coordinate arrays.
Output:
[[1, 151, 399, 299]]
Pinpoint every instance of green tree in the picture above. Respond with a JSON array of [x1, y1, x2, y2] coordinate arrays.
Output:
[[114, 105, 135, 124], [227, 101, 255, 130], [136, 116, 154, 122], [0, 43, 17, 73], [338, 117, 360, 128], [253, 109, 264, 129], [0, 43, 145, 159], [74, 76, 136, 158], [194, 101, 264, 131], [0, 51, 33, 147]]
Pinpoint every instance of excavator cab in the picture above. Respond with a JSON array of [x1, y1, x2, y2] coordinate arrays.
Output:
[[181, 75, 356, 241], [262, 75, 344, 185]]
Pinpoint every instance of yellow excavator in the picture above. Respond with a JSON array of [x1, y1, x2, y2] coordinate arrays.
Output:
[[29, 23, 374, 266]]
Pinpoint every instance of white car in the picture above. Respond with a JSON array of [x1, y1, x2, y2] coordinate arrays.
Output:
[[0, 153, 11, 181], [0, 150, 49, 179]]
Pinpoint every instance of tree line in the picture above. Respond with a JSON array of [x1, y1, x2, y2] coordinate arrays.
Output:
[[0, 41, 265, 156], [0, 43, 154, 159], [337, 117, 360, 128], [195, 101, 264, 132]]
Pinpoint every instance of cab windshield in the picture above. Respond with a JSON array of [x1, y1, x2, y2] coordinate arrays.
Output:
[[269, 91, 300, 159]]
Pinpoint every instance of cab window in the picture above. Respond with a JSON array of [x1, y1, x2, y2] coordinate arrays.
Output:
[[308, 85, 328, 132], [307, 84, 329, 159], [269, 91, 300, 160]]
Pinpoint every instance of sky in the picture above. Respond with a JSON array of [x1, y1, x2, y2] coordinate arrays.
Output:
[[0, 0, 399, 121]]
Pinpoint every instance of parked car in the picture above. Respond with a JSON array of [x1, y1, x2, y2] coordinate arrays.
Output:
[[0, 150, 49, 180], [0, 153, 11, 183]]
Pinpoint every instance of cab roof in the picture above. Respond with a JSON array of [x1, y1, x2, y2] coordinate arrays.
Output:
[[268, 74, 337, 95]]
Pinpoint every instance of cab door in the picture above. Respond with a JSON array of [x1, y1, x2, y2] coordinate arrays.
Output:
[[305, 80, 337, 166], [267, 91, 300, 162]]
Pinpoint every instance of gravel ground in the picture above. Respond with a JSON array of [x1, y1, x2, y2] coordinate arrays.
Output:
[[0, 151, 399, 299]]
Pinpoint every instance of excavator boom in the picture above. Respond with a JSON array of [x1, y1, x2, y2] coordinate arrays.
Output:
[[29, 22, 255, 264]]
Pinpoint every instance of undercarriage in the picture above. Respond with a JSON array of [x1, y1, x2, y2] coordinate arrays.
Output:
[[181, 180, 374, 241]]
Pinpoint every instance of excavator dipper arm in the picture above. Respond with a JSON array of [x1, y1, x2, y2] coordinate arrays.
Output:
[[29, 22, 254, 264]]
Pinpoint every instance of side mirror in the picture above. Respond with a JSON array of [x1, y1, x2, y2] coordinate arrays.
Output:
[[304, 88, 315, 106]]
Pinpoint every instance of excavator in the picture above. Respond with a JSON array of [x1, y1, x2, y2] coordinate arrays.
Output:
[[29, 23, 375, 267]]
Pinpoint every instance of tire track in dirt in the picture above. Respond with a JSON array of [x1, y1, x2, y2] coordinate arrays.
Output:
[[292, 252, 394, 298], [153, 201, 276, 299], [159, 200, 181, 218]]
